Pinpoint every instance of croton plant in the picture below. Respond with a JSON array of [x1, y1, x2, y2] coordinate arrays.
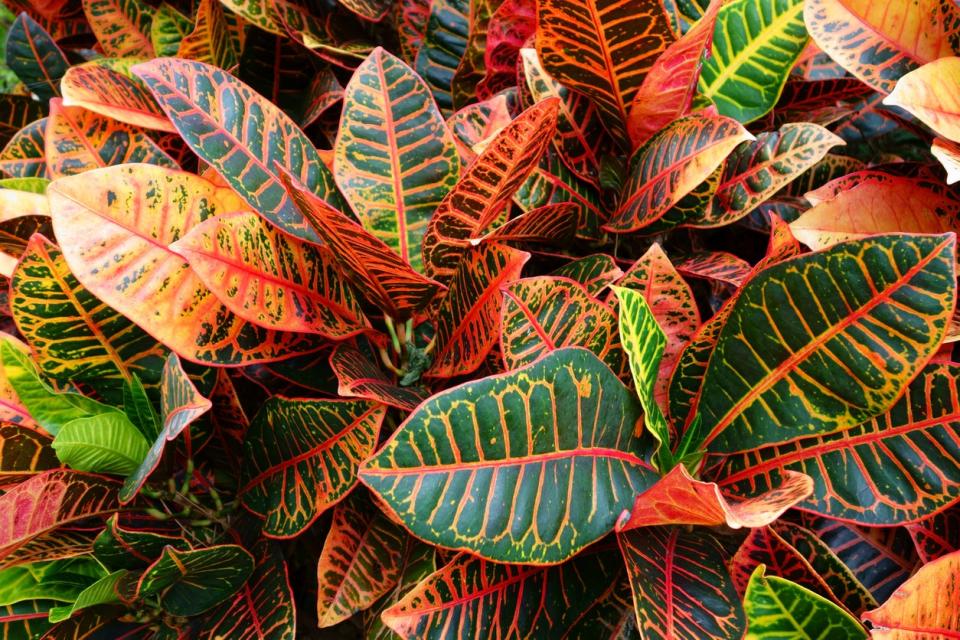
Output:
[[0, 0, 958, 636]]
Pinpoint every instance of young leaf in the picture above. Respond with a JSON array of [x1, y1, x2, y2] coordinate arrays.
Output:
[[535, 0, 676, 140], [618, 527, 745, 640], [170, 211, 369, 338], [48, 164, 327, 365], [4, 12, 68, 101], [743, 567, 868, 639], [360, 348, 657, 564], [330, 343, 429, 411], [697, 233, 956, 453], [53, 412, 150, 476], [334, 47, 461, 272], [0, 557, 103, 606], [604, 113, 753, 233], [698, 0, 809, 123], [316, 494, 406, 628], [804, 0, 960, 94], [240, 397, 386, 538], [131, 58, 345, 243]]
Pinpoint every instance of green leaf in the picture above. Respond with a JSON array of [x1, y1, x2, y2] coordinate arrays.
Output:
[[93, 514, 189, 572], [137, 545, 254, 617], [48, 570, 127, 623], [335, 47, 460, 273], [0, 557, 104, 606], [4, 12, 68, 101], [698, 0, 809, 123], [743, 566, 868, 639], [0, 177, 48, 192], [613, 286, 672, 467], [122, 375, 160, 441], [360, 347, 657, 564], [0, 338, 122, 436], [413, 0, 469, 114], [150, 3, 191, 56], [53, 412, 150, 476], [697, 233, 957, 453]]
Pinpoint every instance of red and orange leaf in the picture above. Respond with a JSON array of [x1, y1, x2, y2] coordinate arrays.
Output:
[[551, 254, 623, 297], [907, 505, 960, 562], [536, 0, 676, 140], [81, 0, 154, 57], [132, 57, 345, 244], [618, 527, 745, 640], [280, 170, 446, 320], [45, 99, 177, 179], [676, 251, 751, 288], [382, 549, 632, 637], [240, 397, 386, 538], [428, 243, 528, 378], [0, 96, 47, 149], [617, 464, 812, 530], [394, 0, 429, 64], [171, 211, 369, 339], [862, 549, 960, 638], [316, 494, 406, 628], [475, 202, 578, 246], [60, 59, 175, 132], [176, 0, 238, 69], [0, 117, 46, 178], [885, 57, 960, 143], [789, 173, 960, 251], [520, 48, 611, 186], [334, 47, 461, 273], [605, 114, 753, 233], [449, 0, 500, 110], [516, 150, 607, 241], [614, 244, 700, 412], [730, 527, 840, 602], [422, 98, 559, 280], [0, 470, 118, 557], [48, 164, 326, 365], [693, 123, 843, 227], [478, 0, 534, 98], [446, 93, 513, 163], [803, 0, 960, 94], [500, 275, 627, 376], [330, 343, 429, 411], [626, 0, 721, 148]]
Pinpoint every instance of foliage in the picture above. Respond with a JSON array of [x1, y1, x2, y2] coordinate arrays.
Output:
[[0, 0, 957, 637]]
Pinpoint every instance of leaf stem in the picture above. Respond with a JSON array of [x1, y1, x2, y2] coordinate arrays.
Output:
[[384, 316, 402, 354]]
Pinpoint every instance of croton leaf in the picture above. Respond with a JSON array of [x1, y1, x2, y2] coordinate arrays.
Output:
[[170, 211, 369, 338], [60, 58, 175, 132], [698, 0, 809, 123], [475, 202, 578, 246], [535, 0, 675, 140], [448, 0, 498, 110], [422, 98, 559, 280], [395, 0, 429, 65], [177, 0, 238, 69], [516, 150, 606, 241], [884, 57, 960, 143], [197, 540, 296, 640], [933, 137, 960, 184], [428, 243, 528, 378], [0, 117, 46, 178], [804, 0, 960, 95], [520, 48, 611, 186], [713, 361, 960, 524], [697, 233, 956, 453], [81, 0, 155, 57], [0, 95, 45, 149], [132, 57, 345, 243], [240, 397, 386, 538], [150, 3, 191, 57], [48, 164, 326, 365], [0, 601, 54, 638], [478, 0, 534, 98], [695, 122, 843, 227], [617, 464, 812, 529], [0, 424, 57, 488], [316, 493, 406, 628], [626, 0, 721, 148], [363, 539, 436, 640], [908, 505, 960, 562], [0, 469, 119, 557], [360, 347, 657, 564], [501, 276, 626, 376], [743, 566, 868, 639], [53, 411, 150, 476], [0, 557, 103, 606], [280, 170, 446, 320], [789, 173, 960, 252], [330, 343, 429, 411], [120, 353, 212, 502], [93, 514, 189, 572], [604, 113, 753, 233], [412, 0, 468, 114], [447, 92, 513, 162], [4, 12, 68, 101], [45, 99, 177, 179], [381, 548, 631, 637], [12, 235, 167, 394], [552, 254, 623, 297], [135, 544, 255, 617], [618, 526, 745, 640], [334, 47, 461, 273]]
